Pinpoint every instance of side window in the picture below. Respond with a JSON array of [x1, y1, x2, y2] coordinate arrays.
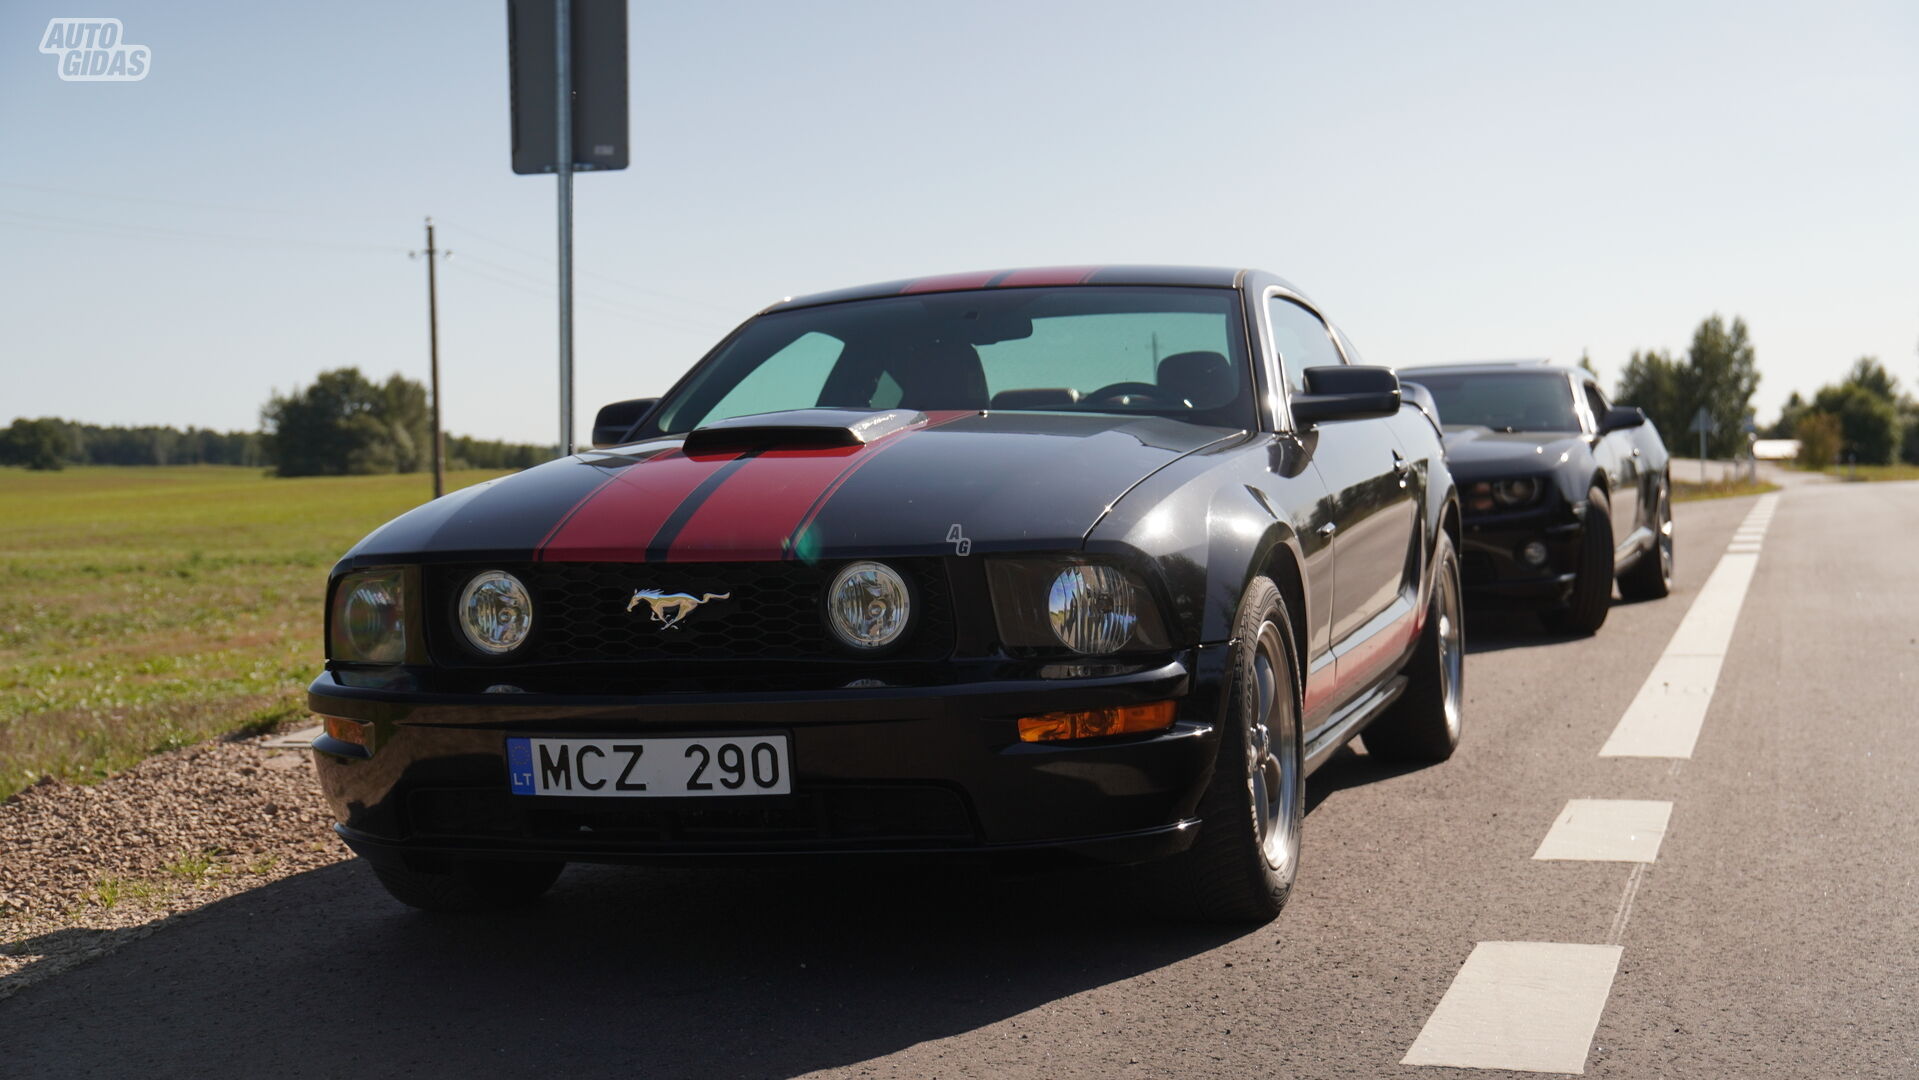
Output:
[[1582, 382, 1608, 429], [1266, 297, 1344, 399]]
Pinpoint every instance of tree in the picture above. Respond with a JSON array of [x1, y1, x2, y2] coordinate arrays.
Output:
[[1769, 391, 1807, 438], [1577, 350, 1598, 378], [1614, 349, 1686, 447], [1843, 357, 1898, 400], [1794, 411, 1841, 468], [1812, 379, 1899, 465], [0, 418, 68, 470], [1680, 315, 1760, 458], [262, 368, 426, 477]]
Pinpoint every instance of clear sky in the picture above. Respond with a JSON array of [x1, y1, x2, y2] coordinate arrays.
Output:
[[3, 0, 1914, 444]]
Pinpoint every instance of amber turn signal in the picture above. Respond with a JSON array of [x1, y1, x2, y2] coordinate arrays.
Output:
[[1017, 700, 1177, 743], [321, 715, 372, 748]]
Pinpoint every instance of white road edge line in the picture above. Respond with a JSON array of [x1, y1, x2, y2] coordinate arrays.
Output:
[[1599, 493, 1779, 758], [1402, 942, 1624, 1074], [1533, 799, 1673, 863]]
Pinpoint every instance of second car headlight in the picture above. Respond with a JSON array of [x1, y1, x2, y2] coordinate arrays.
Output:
[[459, 570, 534, 655]]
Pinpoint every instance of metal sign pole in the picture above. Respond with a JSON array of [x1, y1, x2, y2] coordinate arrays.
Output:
[[554, 0, 574, 456]]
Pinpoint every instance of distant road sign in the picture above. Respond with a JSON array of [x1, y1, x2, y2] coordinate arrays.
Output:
[[1688, 406, 1716, 434], [508, 0, 628, 174]]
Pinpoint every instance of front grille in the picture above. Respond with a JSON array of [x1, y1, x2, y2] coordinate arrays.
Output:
[[427, 559, 953, 665], [406, 784, 978, 848]]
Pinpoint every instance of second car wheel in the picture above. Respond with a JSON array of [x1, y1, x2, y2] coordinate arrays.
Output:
[[1618, 478, 1674, 600], [1160, 576, 1302, 923], [1364, 532, 1464, 762], [1541, 486, 1613, 635]]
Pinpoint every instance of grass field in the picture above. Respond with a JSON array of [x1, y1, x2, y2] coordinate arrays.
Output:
[[0, 465, 512, 798], [1672, 477, 1781, 503]]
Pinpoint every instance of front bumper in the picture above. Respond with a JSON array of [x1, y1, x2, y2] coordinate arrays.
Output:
[[1457, 500, 1585, 606], [308, 647, 1228, 868]]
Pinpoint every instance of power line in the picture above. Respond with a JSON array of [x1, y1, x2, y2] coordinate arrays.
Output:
[[435, 220, 740, 315], [0, 208, 403, 255]]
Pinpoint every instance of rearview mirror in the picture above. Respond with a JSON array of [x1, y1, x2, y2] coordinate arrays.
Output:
[[1290, 366, 1402, 427], [1599, 405, 1646, 434], [591, 398, 660, 448]]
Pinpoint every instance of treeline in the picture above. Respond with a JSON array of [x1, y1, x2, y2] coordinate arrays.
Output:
[[1771, 358, 1919, 467], [1613, 315, 1760, 460], [5, 367, 551, 475], [0, 417, 266, 470]]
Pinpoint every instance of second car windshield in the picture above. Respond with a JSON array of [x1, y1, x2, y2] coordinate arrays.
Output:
[[1405, 370, 1582, 433], [648, 286, 1254, 434]]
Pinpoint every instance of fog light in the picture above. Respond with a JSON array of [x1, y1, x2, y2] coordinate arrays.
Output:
[[1520, 540, 1549, 566], [1017, 700, 1177, 742]]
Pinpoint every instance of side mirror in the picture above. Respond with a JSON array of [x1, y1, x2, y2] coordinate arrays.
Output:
[[1290, 366, 1402, 426], [1599, 405, 1646, 434], [591, 397, 660, 448]]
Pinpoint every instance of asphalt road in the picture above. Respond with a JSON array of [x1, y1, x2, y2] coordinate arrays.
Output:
[[3, 483, 1914, 1078]]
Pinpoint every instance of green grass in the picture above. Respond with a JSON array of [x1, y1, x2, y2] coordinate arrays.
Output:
[[1672, 477, 1780, 503], [0, 465, 513, 797]]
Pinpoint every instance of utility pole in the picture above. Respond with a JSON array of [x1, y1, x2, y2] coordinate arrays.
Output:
[[416, 218, 448, 498], [554, 0, 574, 456]]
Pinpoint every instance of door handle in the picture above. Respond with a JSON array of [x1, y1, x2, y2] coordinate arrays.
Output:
[[1317, 521, 1338, 538]]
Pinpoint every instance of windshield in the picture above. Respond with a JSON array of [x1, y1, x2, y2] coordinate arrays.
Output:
[[1402, 370, 1582, 433], [647, 286, 1253, 434]]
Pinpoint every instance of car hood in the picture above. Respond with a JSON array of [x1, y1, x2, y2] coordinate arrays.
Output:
[[1440, 427, 1588, 481], [341, 410, 1237, 566]]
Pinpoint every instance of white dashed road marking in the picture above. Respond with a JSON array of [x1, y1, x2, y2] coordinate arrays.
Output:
[[1402, 942, 1625, 1074], [1599, 494, 1778, 758], [1533, 799, 1673, 863]]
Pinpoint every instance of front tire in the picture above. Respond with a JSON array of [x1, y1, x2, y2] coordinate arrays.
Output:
[[1618, 479, 1673, 601], [1364, 532, 1464, 762], [1541, 486, 1613, 635], [370, 858, 565, 912], [1161, 577, 1303, 923]]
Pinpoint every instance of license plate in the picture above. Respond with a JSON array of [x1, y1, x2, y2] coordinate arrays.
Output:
[[506, 735, 792, 797]]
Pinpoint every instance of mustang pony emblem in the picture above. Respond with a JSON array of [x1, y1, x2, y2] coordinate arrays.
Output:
[[626, 589, 731, 630]]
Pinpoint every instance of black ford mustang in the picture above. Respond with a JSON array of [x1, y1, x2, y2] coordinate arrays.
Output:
[[1399, 361, 1673, 633], [311, 266, 1463, 922]]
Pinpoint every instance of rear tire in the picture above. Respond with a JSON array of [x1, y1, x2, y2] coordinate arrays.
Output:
[[1364, 533, 1464, 762], [370, 858, 564, 912], [1618, 479, 1673, 601], [1541, 486, 1612, 635], [1157, 577, 1303, 924]]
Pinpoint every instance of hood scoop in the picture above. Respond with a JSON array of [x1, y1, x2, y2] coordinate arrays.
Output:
[[682, 408, 928, 455]]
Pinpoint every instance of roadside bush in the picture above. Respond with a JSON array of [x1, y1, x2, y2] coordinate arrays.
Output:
[[1794, 411, 1842, 468]]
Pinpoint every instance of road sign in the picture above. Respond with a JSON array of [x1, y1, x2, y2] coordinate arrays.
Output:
[[508, 0, 628, 175], [1688, 406, 1716, 434]]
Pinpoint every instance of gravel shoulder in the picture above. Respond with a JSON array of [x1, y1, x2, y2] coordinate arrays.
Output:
[[0, 735, 346, 1000]]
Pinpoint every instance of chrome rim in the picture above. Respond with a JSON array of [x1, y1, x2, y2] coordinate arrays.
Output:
[[1248, 620, 1300, 874], [1437, 555, 1464, 741], [1657, 490, 1675, 581]]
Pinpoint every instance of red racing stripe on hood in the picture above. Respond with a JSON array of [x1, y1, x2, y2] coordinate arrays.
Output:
[[662, 444, 865, 561], [536, 449, 745, 562]]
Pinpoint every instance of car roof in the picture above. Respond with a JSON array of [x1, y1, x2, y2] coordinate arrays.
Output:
[[1400, 360, 1590, 381], [762, 265, 1273, 313]]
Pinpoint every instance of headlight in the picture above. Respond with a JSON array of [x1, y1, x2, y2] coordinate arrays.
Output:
[[1048, 565, 1138, 654], [825, 561, 913, 651], [1468, 477, 1546, 511], [459, 570, 534, 655], [330, 569, 406, 664], [986, 559, 1173, 655]]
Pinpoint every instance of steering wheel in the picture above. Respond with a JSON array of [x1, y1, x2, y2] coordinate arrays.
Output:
[[1083, 381, 1166, 407]]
